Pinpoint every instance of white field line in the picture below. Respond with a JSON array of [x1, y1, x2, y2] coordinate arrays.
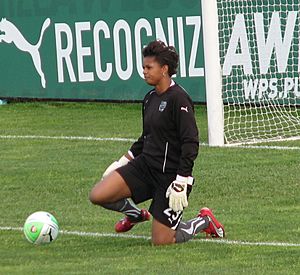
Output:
[[1, 226, 300, 247], [227, 144, 300, 151], [1, 134, 300, 151], [0, 135, 135, 143]]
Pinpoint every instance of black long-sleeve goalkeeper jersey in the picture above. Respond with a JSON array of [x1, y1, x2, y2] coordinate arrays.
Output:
[[129, 82, 199, 177]]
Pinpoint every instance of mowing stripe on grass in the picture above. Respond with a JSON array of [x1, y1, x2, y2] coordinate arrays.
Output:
[[1, 226, 299, 247], [1, 135, 300, 151]]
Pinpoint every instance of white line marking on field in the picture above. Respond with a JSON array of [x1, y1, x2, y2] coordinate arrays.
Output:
[[1, 226, 299, 247], [0, 135, 135, 142], [1, 134, 300, 150], [227, 144, 300, 151]]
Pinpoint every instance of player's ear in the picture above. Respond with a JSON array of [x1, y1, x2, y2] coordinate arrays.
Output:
[[162, 64, 169, 76]]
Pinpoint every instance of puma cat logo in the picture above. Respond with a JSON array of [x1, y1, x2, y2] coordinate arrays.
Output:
[[0, 18, 51, 88], [180, 106, 188, 112]]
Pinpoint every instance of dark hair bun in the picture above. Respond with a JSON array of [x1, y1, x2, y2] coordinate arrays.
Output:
[[142, 40, 179, 77]]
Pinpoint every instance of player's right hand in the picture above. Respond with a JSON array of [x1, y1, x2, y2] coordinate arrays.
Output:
[[166, 175, 194, 212], [102, 155, 130, 178]]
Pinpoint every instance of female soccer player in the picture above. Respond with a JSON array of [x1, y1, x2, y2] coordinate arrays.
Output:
[[89, 40, 225, 245]]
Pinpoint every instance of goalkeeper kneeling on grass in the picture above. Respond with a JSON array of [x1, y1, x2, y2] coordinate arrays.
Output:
[[89, 40, 225, 245]]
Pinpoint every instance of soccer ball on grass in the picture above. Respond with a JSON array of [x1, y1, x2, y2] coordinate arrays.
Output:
[[23, 211, 59, 245]]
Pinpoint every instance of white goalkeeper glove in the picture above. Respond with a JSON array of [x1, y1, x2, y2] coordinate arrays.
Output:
[[102, 155, 130, 178], [166, 175, 194, 212]]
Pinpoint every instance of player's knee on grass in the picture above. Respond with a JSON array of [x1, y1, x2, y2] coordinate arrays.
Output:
[[151, 234, 175, 246], [151, 220, 176, 245]]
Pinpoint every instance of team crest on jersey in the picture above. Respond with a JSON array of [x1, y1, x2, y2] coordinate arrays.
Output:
[[159, 101, 167, 112]]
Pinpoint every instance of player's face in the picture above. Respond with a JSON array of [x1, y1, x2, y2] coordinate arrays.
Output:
[[143, 56, 167, 86]]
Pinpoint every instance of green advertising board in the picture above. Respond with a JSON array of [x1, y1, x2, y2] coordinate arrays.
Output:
[[0, 0, 206, 102]]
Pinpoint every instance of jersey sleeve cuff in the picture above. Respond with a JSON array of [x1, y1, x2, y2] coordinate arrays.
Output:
[[127, 150, 135, 159], [176, 175, 194, 185]]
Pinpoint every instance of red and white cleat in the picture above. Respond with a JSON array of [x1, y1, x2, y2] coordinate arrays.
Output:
[[115, 209, 151, 233], [198, 207, 225, 238]]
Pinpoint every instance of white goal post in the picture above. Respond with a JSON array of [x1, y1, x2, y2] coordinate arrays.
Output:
[[202, 0, 300, 146]]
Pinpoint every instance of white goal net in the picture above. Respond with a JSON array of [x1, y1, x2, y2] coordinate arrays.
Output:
[[216, 0, 300, 145]]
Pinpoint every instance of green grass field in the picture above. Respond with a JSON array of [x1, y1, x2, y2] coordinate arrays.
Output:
[[0, 102, 299, 275]]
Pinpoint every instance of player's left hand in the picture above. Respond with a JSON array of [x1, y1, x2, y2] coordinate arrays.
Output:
[[166, 175, 193, 212]]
